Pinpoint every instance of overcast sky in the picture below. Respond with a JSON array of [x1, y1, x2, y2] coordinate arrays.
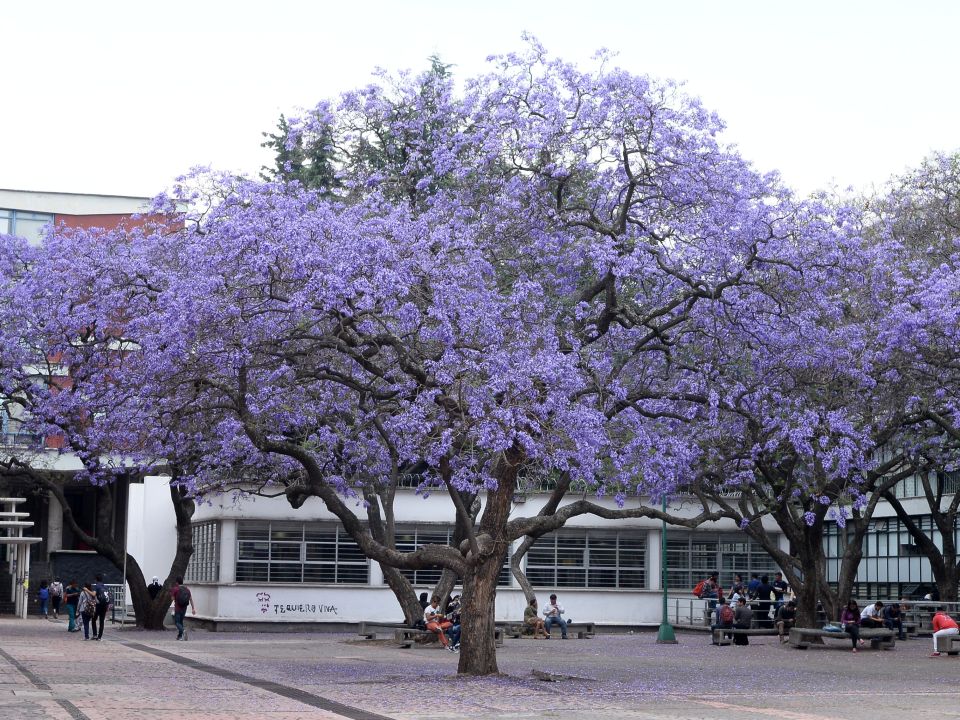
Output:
[[3, 1, 958, 199]]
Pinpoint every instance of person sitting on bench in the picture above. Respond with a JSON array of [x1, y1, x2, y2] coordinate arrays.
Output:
[[775, 600, 797, 643], [524, 598, 549, 639], [733, 596, 754, 645], [882, 602, 905, 641], [424, 596, 455, 652], [710, 597, 735, 644], [841, 600, 865, 653], [542, 593, 568, 639], [930, 609, 959, 657], [860, 601, 884, 629]]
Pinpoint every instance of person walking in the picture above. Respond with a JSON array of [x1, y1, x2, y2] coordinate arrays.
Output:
[[36, 580, 50, 619], [49, 578, 64, 620], [543, 593, 568, 639], [840, 599, 865, 653], [77, 583, 97, 640], [930, 609, 959, 657], [64, 579, 81, 632], [91, 574, 110, 640], [170, 576, 196, 641]]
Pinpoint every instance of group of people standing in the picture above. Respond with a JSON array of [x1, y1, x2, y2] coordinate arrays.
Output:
[[36, 574, 196, 642], [37, 575, 111, 640]]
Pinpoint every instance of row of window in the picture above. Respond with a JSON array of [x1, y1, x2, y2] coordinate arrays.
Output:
[[188, 521, 658, 589], [824, 516, 960, 597]]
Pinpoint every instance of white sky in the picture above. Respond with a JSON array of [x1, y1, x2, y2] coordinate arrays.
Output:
[[2, 0, 958, 198]]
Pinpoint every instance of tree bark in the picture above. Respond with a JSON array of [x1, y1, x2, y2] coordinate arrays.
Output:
[[457, 448, 521, 675]]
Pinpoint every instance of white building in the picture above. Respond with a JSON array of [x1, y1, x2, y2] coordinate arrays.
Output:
[[127, 477, 787, 629]]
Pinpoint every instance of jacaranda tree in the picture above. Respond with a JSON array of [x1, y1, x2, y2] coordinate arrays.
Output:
[[36, 40, 820, 674]]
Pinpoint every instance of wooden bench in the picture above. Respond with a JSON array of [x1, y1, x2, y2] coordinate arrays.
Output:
[[789, 627, 896, 650], [395, 626, 503, 648], [357, 621, 410, 639], [711, 627, 780, 645]]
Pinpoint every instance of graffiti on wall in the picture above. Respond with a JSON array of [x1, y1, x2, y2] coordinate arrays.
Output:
[[253, 591, 339, 616]]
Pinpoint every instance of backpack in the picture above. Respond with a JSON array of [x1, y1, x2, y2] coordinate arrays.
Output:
[[719, 604, 735, 624], [50, 582, 63, 598], [96, 588, 111, 606], [80, 595, 96, 618], [175, 585, 191, 607], [693, 580, 707, 598]]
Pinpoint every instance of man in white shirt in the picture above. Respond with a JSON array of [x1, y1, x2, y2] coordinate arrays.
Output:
[[860, 601, 884, 628], [543, 593, 568, 639]]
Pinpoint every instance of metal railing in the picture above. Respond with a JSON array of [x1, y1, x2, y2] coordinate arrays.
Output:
[[668, 595, 960, 629], [105, 583, 127, 624]]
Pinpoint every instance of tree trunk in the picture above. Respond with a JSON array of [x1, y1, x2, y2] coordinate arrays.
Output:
[[457, 448, 521, 675]]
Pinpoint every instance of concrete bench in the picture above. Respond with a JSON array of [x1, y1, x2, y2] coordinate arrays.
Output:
[[357, 621, 410, 639], [789, 627, 896, 650], [501, 621, 595, 639], [941, 634, 960, 656], [711, 627, 780, 645], [395, 626, 503, 648]]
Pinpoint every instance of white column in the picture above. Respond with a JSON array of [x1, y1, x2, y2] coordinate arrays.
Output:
[[47, 494, 63, 555], [647, 528, 662, 590], [218, 520, 237, 584]]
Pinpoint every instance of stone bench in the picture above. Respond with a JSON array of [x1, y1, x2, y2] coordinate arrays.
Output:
[[395, 626, 503, 648], [789, 627, 896, 650], [357, 621, 410, 639], [501, 621, 595, 639], [711, 627, 780, 645], [939, 634, 960, 656]]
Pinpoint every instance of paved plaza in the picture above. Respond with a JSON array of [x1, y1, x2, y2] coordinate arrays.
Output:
[[0, 618, 958, 720]]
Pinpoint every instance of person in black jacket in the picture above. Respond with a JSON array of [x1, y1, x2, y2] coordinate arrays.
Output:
[[147, 576, 163, 600], [755, 575, 775, 628]]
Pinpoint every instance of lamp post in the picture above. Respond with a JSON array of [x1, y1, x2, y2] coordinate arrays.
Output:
[[656, 493, 677, 643]]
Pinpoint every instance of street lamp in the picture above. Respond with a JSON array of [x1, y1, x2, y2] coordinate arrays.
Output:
[[656, 493, 677, 643]]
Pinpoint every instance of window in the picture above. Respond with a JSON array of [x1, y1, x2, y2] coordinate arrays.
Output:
[[185, 521, 220, 583], [395, 527, 512, 587], [666, 532, 778, 591], [236, 522, 368, 584], [824, 516, 958, 598], [0, 209, 54, 246], [527, 531, 646, 589], [893, 471, 959, 499]]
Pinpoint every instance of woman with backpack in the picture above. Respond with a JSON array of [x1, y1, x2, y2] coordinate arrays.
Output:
[[49, 578, 64, 620], [77, 583, 97, 640]]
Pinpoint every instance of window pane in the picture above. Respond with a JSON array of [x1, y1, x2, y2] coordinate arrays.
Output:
[[238, 541, 269, 561], [269, 563, 303, 582], [236, 562, 268, 582], [270, 543, 302, 562]]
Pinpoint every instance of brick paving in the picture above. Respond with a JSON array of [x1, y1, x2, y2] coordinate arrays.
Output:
[[1, 617, 958, 719]]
